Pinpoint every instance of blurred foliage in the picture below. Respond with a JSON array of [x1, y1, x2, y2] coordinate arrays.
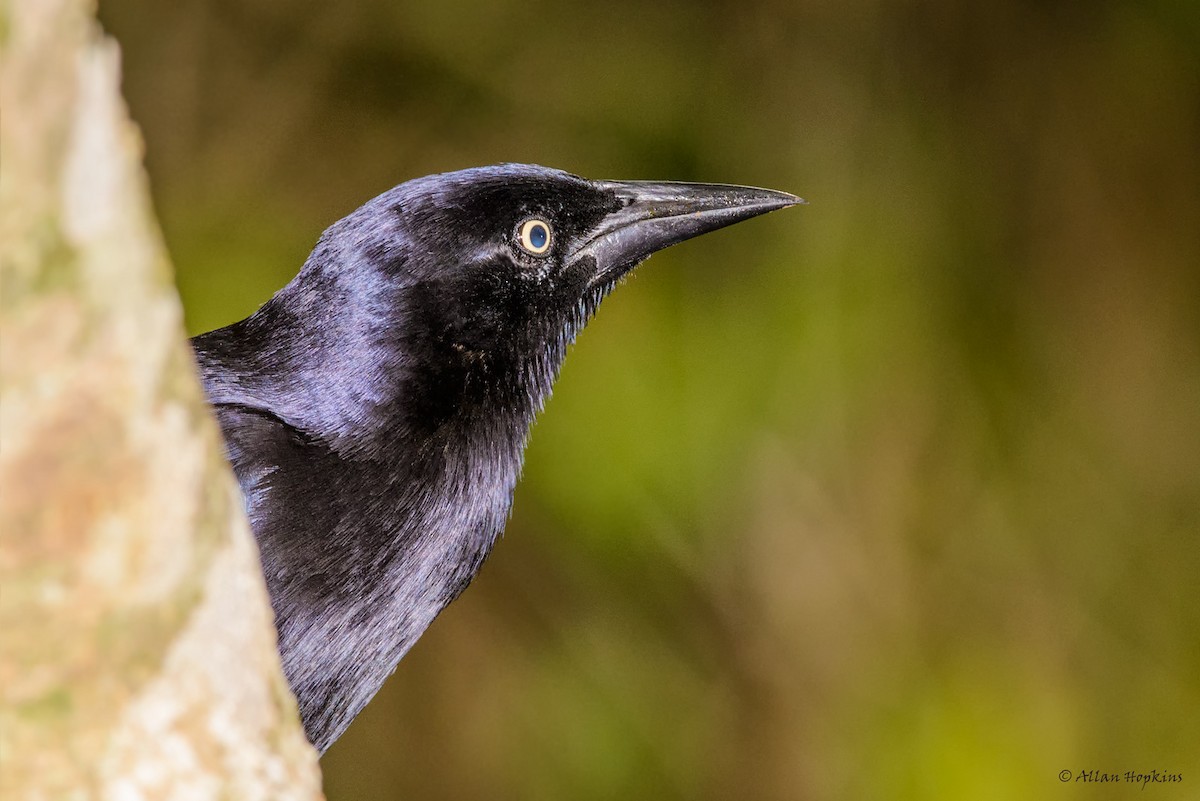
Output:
[[99, 0, 1199, 798]]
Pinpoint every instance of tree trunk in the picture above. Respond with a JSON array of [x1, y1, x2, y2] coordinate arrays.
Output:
[[0, 0, 323, 797]]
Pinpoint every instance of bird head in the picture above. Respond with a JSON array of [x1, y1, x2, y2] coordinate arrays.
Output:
[[220, 164, 800, 448]]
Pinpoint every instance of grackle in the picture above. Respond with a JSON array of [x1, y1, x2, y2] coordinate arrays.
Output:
[[192, 164, 800, 752]]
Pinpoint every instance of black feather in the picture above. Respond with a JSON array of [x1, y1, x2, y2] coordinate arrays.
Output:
[[192, 164, 799, 751]]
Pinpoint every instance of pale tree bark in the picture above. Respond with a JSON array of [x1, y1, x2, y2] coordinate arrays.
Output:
[[0, 0, 324, 798]]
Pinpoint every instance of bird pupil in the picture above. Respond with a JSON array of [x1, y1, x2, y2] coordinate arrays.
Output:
[[530, 224, 547, 248]]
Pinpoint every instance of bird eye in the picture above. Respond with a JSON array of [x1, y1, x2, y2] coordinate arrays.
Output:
[[517, 219, 552, 255]]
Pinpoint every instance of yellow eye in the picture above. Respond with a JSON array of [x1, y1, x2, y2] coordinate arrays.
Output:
[[517, 218, 552, 255]]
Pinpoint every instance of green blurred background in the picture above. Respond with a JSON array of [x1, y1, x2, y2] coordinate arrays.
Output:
[[99, 0, 1199, 798]]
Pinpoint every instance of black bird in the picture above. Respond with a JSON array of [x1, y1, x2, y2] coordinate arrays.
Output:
[[192, 164, 799, 752]]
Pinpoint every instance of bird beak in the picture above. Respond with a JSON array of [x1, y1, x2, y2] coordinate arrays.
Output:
[[573, 179, 803, 288]]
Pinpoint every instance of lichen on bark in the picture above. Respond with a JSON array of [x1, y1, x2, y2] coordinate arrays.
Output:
[[0, 0, 323, 797]]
